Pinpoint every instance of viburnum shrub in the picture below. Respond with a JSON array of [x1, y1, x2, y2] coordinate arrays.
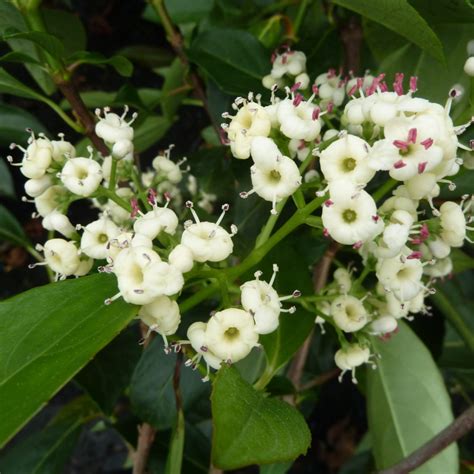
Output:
[[0, 1, 474, 473]]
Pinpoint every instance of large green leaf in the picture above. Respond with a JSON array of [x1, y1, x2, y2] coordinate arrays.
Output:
[[0, 273, 137, 447], [0, 67, 48, 101], [0, 103, 48, 147], [134, 115, 172, 152], [367, 322, 458, 472], [130, 337, 209, 430], [410, 0, 474, 24], [0, 203, 30, 247], [332, 0, 445, 62], [211, 365, 311, 469], [0, 159, 15, 199], [75, 325, 141, 414], [189, 28, 268, 95], [156, 57, 188, 120], [0, 395, 98, 473], [1, 29, 65, 58], [66, 51, 133, 77]]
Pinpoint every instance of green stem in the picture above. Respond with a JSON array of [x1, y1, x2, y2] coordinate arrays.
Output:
[[373, 178, 397, 202], [99, 188, 131, 212], [431, 288, 474, 352], [108, 158, 117, 191], [40, 96, 83, 132]]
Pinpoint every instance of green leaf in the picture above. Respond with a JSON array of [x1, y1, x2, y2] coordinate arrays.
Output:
[[0, 67, 48, 101], [332, 0, 445, 62], [164, 410, 186, 474], [375, 23, 472, 103], [260, 462, 292, 474], [67, 51, 134, 77], [0, 395, 98, 473], [450, 248, 474, 274], [0, 51, 41, 65], [75, 325, 141, 414], [0, 1, 55, 95], [43, 8, 86, 57], [2, 28, 65, 58], [211, 365, 311, 469], [367, 321, 458, 472], [0, 273, 137, 447], [0, 103, 48, 147], [165, 0, 214, 23], [157, 57, 188, 120], [130, 337, 209, 430], [0, 203, 30, 247], [118, 45, 173, 69], [189, 28, 269, 95], [134, 115, 172, 152], [410, 0, 474, 24], [0, 159, 15, 199]]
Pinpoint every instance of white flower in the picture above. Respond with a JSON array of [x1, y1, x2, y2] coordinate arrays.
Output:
[[335, 344, 371, 383], [240, 265, 297, 334], [168, 244, 194, 273], [51, 136, 75, 163], [322, 182, 383, 245], [289, 138, 310, 161], [60, 156, 103, 196], [369, 316, 398, 335], [74, 257, 94, 277], [331, 295, 368, 332], [319, 134, 375, 185], [439, 201, 466, 247], [105, 187, 134, 224], [314, 71, 345, 107], [368, 118, 443, 181], [427, 237, 451, 259], [404, 173, 438, 200], [139, 296, 181, 345], [15, 136, 53, 179], [35, 185, 69, 218], [24, 175, 52, 197], [95, 106, 136, 144], [225, 99, 271, 159], [271, 50, 307, 79], [80, 217, 120, 259], [106, 232, 153, 261], [134, 206, 178, 239], [333, 268, 352, 293], [112, 139, 134, 160], [206, 308, 259, 362], [423, 257, 453, 278], [187, 322, 222, 372], [250, 157, 301, 212], [42, 238, 80, 276], [376, 255, 423, 301], [42, 210, 75, 238], [152, 146, 186, 183], [464, 57, 474, 76], [277, 98, 322, 141], [181, 202, 235, 263]]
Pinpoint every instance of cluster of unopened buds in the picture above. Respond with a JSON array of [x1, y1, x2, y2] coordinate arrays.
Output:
[[222, 47, 474, 382]]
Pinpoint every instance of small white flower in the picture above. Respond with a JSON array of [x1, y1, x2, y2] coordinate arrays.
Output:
[[152, 147, 186, 184], [74, 257, 94, 277], [168, 244, 194, 273], [423, 257, 453, 278], [95, 106, 136, 144], [314, 70, 345, 107], [106, 231, 153, 261], [181, 202, 235, 263], [43, 238, 80, 276], [271, 50, 307, 79], [187, 321, 222, 371], [464, 57, 474, 76], [277, 98, 322, 141], [439, 201, 467, 247], [334, 344, 371, 383], [319, 134, 375, 185], [15, 136, 53, 180], [134, 206, 178, 239], [322, 182, 383, 245], [206, 308, 259, 363], [80, 217, 120, 259], [42, 210, 75, 238], [333, 268, 352, 293], [60, 155, 103, 196], [51, 136, 75, 163], [24, 175, 52, 198], [139, 295, 181, 346], [427, 237, 451, 259], [35, 185, 69, 218], [331, 295, 368, 332], [369, 316, 398, 335]]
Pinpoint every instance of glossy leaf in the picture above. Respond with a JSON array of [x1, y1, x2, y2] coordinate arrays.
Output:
[[75, 325, 142, 414], [0, 159, 15, 199], [0, 273, 137, 447], [189, 28, 268, 95], [333, 0, 445, 62], [211, 365, 311, 469], [367, 322, 458, 472], [0, 103, 48, 147], [0, 203, 30, 247], [43, 8, 86, 56], [130, 337, 209, 430], [0, 396, 98, 473], [157, 57, 188, 120], [67, 51, 133, 77], [2, 28, 65, 58], [0, 51, 41, 65], [0, 67, 48, 101], [134, 115, 171, 152]]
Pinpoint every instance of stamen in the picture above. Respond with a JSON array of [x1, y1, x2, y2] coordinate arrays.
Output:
[[420, 138, 433, 149], [215, 203, 229, 227], [185, 200, 201, 223], [104, 292, 121, 305]]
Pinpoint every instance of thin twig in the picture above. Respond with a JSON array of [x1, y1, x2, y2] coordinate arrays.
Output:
[[379, 405, 474, 474], [133, 323, 157, 474], [286, 242, 339, 401], [149, 0, 221, 136]]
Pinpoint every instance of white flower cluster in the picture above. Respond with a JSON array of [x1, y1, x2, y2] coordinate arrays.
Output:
[[183, 265, 299, 380]]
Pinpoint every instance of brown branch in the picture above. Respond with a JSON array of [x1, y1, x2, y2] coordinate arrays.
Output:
[[338, 15, 363, 74], [55, 79, 109, 156], [378, 405, 474, 474], [150, 0, 221, 136], [285, 242, 339, 403], [133, 323, 157, 474]]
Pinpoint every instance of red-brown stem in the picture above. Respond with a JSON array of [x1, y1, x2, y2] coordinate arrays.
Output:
[[56, 79, 109, 156], [379, 406, 474, 474]]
